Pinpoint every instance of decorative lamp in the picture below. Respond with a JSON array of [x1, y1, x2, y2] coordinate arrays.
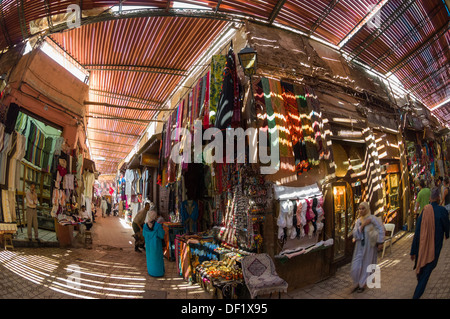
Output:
[[238, 46, 257, 76]]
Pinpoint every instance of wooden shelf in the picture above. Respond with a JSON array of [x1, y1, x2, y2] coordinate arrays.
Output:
[[15, 161, 53, 230]]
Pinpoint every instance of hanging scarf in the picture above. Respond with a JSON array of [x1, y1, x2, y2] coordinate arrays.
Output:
[[215, 46, 240, 130], [202, 71, 211, 129], [209, 54, 227, 125]]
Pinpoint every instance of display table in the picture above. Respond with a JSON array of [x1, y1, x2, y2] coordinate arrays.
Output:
[[194, 260, 246, 299], [163, 222, 184, 261]]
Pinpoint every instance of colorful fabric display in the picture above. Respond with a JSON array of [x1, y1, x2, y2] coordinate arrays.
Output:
[[215, 46, 241, 130], [209, 54, 227, 125], [25, 121, 45, 167]]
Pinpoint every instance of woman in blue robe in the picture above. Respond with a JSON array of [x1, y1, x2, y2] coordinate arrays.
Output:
[[143, 210, 165, 277], [350, 202, 385, 293]]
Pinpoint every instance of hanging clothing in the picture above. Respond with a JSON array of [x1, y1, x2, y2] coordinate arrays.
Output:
[[209, 54, 227, 125], [0, 133, 12, 185], [53, 137, 65, 156], [294, 85, 317, 167], [143, 221, 166, 277], [41, 136, 53, 172], [261, 77, 295, 171], [214, 46, 241, 129], [202, 71, 211, 129], [181, 200, 199, 233], [282, 81, 307, 174], [83, 171, 95, 199], [253, 79, 268, 131], [4, 103, 20, 134]]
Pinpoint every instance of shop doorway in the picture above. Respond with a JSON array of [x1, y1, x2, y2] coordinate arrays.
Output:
[[330, 139, 366, 263], [381, 162, 402, 231], [332, 181, 357, 262]]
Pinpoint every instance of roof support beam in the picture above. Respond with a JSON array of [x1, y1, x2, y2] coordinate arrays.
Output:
[[86, 113, 165, 123], [338, 0, 389, 48], [87, 127, 140, 138], [268, 0, 288, 24], [215, 0, 223, 13], [91, 153, 124, 160], [386, 23, 449, 76], [49, 7, 243, 35], [407, 48, 449, 92], [309, 0, 340, 36], [84, 101, 173, 112], [43, 0, 53, 31], [349, 0, 416, 62], [88, 89, 163, 107], [368, 3, 442, 70], [88, 139, 132, 147], [83, 64, 187, 76], [17, 0, 28, 41], [90, 147, 129, 155], [421, 82, 449, 101]]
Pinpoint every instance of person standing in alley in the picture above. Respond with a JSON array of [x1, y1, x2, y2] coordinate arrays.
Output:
[[132, 202, 150, 252], [26, 182, 40, 242], [100, 196, 108, 218], [410, 187, 449, 299], [350, 201, 385, 293], [143, 210, 165, 277]]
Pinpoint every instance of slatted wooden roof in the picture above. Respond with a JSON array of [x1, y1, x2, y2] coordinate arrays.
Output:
[[1, 0, 448, 173]]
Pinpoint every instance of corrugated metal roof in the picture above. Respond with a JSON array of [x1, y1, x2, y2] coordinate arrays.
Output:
[[0, 0, 447, 171], [48, 15, 227, 173]]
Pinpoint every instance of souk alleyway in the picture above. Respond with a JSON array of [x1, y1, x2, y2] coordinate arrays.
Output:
[[0, 214, 449, 300]]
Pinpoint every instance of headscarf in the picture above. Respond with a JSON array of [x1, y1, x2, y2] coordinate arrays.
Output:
[[359, 202, 371, 219], [147, 210, 158, 230], [358, 201, 379, 247], [147, 210, 157, 223]]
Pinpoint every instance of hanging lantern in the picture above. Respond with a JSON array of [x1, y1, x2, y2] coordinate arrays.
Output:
[[238, 46, 257, 76]]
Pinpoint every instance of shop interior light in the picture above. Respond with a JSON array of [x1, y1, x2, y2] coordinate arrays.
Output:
[[238, 46, 258, 76]]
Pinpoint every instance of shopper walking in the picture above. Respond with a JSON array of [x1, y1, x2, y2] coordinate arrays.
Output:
[[100, 197, 108, 218], [143, 210, 165, 277], [132, 202, 150, 252], [439, 177, 450, 212], [350, 201, 385, 293], [410, 187, 449, 299], [415, 179, 431, 219], [25, 182, 39, 242]]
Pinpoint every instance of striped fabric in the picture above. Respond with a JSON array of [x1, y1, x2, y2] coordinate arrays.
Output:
[[25, 121, 45, 167]]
